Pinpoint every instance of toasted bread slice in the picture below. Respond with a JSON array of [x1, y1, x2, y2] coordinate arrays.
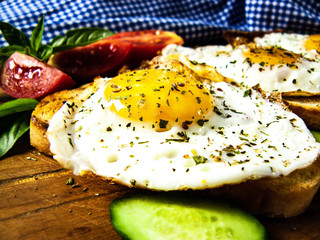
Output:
[[30, 81, 98, 155], [204, 157, 320, 218], [30, 73, 320, 218], [283, 96, 320, 131]]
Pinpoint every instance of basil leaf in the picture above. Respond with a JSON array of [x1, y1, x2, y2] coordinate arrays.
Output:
[[0, 98, 39, 118], [0, 99, 38, 158], [0, 111, 30, 158], [66, 27, 114, 44], [50, 27, 115, 53], [0, 21, 30, 47], [49, 35, 66, 48], [30, 16, 44, 51], [24, 46, 38, 60], [0, 56, 7, 66], [1, 114, 19, 132], [37, 44, 53, 61], [0, 45, 25, 57]]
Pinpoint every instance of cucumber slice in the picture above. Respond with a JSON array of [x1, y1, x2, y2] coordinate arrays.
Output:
[[110, 192, 267, 240]]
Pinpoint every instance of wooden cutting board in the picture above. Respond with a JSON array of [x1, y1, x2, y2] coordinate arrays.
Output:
[[1, 134, 320, 240]]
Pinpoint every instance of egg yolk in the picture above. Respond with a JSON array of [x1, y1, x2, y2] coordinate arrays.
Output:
[[244, 46, 300, 69], [104, 69, 214, 131], [304, 34, 320, 52]]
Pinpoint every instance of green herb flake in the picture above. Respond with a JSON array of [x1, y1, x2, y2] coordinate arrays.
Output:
[[266, 121, 279, 127], [192, 155, 208, 165], [76, 126, 83, 132], [214, 106, 222, 115], [66, 177, 74, 185], [243, 89, 252, 97], [159, 119, 169, 129], [197, 119, 208, 126], [68, 137, 74, 147], [165, 138, 185, 143], [130, 179, 136, 186], [190, 60, 203, 65]]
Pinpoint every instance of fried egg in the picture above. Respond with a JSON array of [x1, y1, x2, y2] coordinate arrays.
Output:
[[162, 42, 320, 95], [47, 68, 319, 191], [254, 32, 320, 62]]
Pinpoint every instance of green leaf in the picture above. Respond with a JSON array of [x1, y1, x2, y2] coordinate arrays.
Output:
[[0, 56, 7, 66], [30, 16, 44, 51], [0, 98, 39, 118], [0, 45, 26, 57], [0, 21, 30, 47], [0, 17, 115, 67], [49, 35, 66, 48], [1, 114, 18, 131], [65, 27, 115, 44], [24, 46, 38, 60], [37, 44, 53, 61], [50, 27, 115, 53], [0, 111, 31, 158], [0, 99, 38, 158]]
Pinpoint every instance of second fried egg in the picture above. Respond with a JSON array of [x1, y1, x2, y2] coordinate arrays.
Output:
[[162, 43, 320, 95]]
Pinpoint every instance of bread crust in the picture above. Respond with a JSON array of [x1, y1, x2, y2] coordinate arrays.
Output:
[[30, 81, 98, 155], [29, 74, 320, 218], [283, 96, 320, 130], [202, 158, 320, 218]]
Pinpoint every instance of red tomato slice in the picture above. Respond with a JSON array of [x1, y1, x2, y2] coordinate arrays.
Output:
[[48, 39, 132, 82], [0, 52, 75, 99], [107, 30, 184, 67]]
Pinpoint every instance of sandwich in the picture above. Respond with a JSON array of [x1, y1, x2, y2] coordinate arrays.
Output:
[[159, 31, 320, 131], [30, 57, 320, 218]]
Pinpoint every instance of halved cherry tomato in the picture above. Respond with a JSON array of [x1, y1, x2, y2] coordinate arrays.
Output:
[[107, 30, 184, 67], [0, 52, 75, 99], [48, 39, 132, 82]]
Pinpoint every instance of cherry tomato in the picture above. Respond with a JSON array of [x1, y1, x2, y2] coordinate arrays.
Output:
[[48, 39, 132, 82], [0, 52, 75, 99], [107, 30, 184, 67]]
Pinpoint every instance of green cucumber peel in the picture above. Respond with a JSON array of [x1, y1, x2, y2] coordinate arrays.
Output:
[[110, 192, 267, 240]]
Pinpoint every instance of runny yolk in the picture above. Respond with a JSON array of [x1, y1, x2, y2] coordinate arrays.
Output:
[[104, 69, 214, 131], [244, 46, 300, 69], [304, 34, 320, 52]]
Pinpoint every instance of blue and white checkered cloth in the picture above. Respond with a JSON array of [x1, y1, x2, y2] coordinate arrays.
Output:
[[0, 0, 319, 47]]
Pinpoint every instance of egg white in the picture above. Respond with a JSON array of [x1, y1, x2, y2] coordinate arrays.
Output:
[[254, 32, 320, 62], [47, 77, 319, 191], [162, 44, 320, 94]]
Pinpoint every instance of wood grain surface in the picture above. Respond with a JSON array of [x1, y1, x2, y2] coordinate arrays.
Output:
[[1, 134, 320, 240]]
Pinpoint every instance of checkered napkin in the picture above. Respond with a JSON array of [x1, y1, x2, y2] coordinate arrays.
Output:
[[0, 0, 319, 47]]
